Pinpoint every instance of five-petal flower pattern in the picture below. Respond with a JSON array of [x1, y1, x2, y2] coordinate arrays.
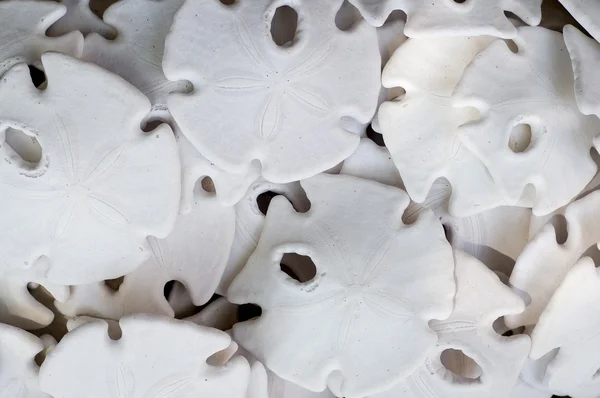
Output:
[[39, 315, 252, 398], [164, 0, 381, 183], [0, 54, 180, 284], [228, 174, 455, 398]]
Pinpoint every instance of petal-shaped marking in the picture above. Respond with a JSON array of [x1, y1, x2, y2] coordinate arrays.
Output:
[[147, 236, 166, 269], [286, 38, 334, 78], [110, 363, 136, 398], [430, 319, 477, 334], [287, 85, 330, 114], [212, 76, 270, 93], [52, 114, 76, 183], [84, 146, 124, 185], [52, 200, 76, 240], [87, 194, 130, 226], [234, 16, 273, 72], [360, 234, 394, 284], [145, 374, 194, 398], [274, 290, 341, 314], [257, 92, 281, 140], [364, 289, 413, 321], [336, 300, 360, 351]]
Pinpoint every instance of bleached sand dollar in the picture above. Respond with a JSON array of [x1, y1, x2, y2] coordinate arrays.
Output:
[[39, 315, 252, 398], [0, 0, 83, 77], [56, 190, 235, 319], [0, 54, 180, 285], [370, 251, 530, 398], [0, 324, 49, 397], [563, 25, 600, 117], [527, 258, 600, 397], [453, 26, 600, 216], [47, 0, 116, 39], [82, 0, 191, 120], [217, 179, 310, 295], [0, 260, 68, 330], [164, 0, 381, 183], [349, 0, 542, 37], [228, 174, 455, 398], [507, 190, 600, 328], [379, 35, 509, 217]]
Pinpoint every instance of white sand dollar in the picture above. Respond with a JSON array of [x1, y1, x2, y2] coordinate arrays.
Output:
[[454, 27, 600, 216], [39, 315, 252, 398], [228, 174, 455, 398], [164, 0, 381, 183], [0, 54, 180, 284]]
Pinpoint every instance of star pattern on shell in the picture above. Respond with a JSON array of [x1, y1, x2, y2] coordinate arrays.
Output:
[[370, 251, 530, 398], [453, 26, 600, 216], [39, 315, 253, 398], [228, 174, 455, 398], [0, 0, 83, 78], [163, 0, 381, 183], [0, 54, 181, 285], [348, 0, 542, 37]]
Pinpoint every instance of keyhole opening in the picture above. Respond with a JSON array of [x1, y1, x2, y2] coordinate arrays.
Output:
[[271, 6, 298, 46]]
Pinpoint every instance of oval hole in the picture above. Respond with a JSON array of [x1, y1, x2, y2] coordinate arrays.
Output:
[[440, 349, 482, 380], [366, 123, 386, 147], [508, 124, 531, 153], [104, 276, 124, 292], [549, 214, 568, 245], [5, 127, 42, 165], [271, 6, 298, 46], [28, 65, 46, 88], [201, 176, 216, 193], [335, 0, 362, 31], [454, 0, 467, 3], [219, 0, 235, 4], [505, 39, 519, 53], [280, 252, 317, 283]]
